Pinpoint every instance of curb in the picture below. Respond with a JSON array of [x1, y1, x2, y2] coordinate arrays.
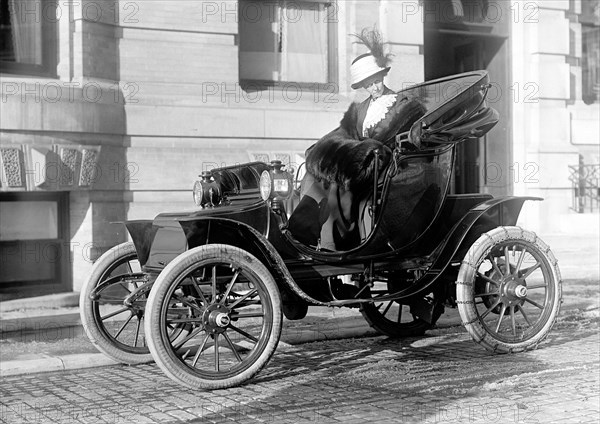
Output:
[[0, 309, 81, 333], [0, 318, 378, 377], [1, 353, 120, 377], [0, 293, 79, 313]]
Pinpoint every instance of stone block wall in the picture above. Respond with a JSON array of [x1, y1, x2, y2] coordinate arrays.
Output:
[[512, 0, 599, 234], [1, 0, 431, 294]]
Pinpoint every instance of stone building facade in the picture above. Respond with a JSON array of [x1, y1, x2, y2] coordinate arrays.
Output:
[[512, 0, 599, 233], [0, 0, 597, 299]]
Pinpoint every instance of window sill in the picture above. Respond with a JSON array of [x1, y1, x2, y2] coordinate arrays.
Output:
[[0, 63, 58, 80], [0, 73, 60, 83], [240, 79, 339, 93]]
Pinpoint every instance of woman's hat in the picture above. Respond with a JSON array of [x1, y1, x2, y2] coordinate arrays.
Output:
[[350, 54, 390, 89], [351, 28, 393, 90]]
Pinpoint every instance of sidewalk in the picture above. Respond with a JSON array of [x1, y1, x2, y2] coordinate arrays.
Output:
[[0, 304, 394, 377], [1, 233, 598, 378]]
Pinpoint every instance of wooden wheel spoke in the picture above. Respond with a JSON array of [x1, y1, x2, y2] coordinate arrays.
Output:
[[526, 283, 547, 289], [504, 246, 511, 271], [474, 291, 499, 298], [220, 270, 240, 305], [231, 300, 262, 307], [381, 301, 393, 317], [519, 262, 541, 279], [113, 312, 134, 339], [167, 317, 202, 324], [397, 305, 403, 323], [231, 312, 264, 319], [214, 334, 220, 372], [172, 326, 204, 350], [476, 272, 500, 286], [489, 254, 504, 277], [211, 266, 217, 301], [514, 247, 527, 275], [494, 304, 507, 333], [229, 289, 258, 309], [510, 306, 517, 336], [134, 315, 142, 347], [524, 297, 544, 310], [519, 307, 532, 325], [222, 332, 243, 362], [191, 333, 211, 367], [101, 307, 130, 321], [481, 298, 502, 319], [228, 324, 258, 343], [173, 295, 203, 313], [189, 277, 209, 307]]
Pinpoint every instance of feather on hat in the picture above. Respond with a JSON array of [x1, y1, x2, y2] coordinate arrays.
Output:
[[352, 28, 393, 68], [350, 28, 393, 89]]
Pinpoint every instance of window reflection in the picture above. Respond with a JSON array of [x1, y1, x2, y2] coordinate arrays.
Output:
[[0, 201, 58, 240]]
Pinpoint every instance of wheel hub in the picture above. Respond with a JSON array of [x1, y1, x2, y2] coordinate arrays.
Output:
[[500, 277, 527, 306], [479, 259, 528, 312], [202, 304, 231, 334]]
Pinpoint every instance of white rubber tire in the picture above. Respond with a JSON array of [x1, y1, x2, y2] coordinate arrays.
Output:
[[145, 244, 282, 389], [79, 242, 153, 364], [456, 226, 562, 353]]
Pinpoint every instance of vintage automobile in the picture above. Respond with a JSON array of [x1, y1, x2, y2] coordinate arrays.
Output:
[[80, 71, 562, 390]]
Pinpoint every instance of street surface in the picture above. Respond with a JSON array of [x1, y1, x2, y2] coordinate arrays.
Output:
[[1, 277, 598, 424]]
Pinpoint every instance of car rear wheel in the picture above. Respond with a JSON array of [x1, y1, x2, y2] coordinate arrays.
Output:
[[359, 279, 431, 337], [456, 226, 562, 353], [79, 242, 153, 364], [145, 244, 282, 389]]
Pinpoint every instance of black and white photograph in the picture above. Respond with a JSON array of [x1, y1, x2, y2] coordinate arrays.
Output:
[[0, 0, 599, 423]]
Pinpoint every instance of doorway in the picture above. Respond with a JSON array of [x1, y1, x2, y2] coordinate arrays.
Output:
[[424, 28, 510, 195]]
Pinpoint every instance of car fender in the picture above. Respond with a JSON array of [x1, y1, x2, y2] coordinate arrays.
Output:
[[383, 196, 542, 302], [177, 217, 330, 307], [429, 196, 541, 270]]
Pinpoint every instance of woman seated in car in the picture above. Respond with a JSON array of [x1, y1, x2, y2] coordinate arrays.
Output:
[[290, 29, 427, 251]]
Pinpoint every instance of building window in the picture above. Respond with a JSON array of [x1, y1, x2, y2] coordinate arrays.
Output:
[[239, 0, 337, 86], [424, 0, 491, 24], [0, 0, 57, 76], [0, 192, 70, 300], [581, 0, 600, 105], [582, 25, 599, 105]]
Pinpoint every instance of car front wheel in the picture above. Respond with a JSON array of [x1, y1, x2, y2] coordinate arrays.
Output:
[[456, 226, 562, 353], [144, 244, 282, 389]]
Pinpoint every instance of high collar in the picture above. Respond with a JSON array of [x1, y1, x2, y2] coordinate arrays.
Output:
[[369, 86, 394, 102]]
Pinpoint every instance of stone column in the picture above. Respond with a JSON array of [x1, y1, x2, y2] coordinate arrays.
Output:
[[512, 0, 583, 233]]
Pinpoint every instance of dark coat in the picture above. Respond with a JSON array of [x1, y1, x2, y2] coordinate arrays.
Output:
[[305, 90, 426, 194]]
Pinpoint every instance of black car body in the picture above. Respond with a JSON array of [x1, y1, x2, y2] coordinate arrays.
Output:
[[80, 71, 562, 389]]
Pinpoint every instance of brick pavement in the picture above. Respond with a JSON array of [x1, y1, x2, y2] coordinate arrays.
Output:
[[1, 312, 598, 424]]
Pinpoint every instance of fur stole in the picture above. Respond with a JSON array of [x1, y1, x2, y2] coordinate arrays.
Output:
[[305, 95, 426, 193], [305, 127, 391, 194]]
